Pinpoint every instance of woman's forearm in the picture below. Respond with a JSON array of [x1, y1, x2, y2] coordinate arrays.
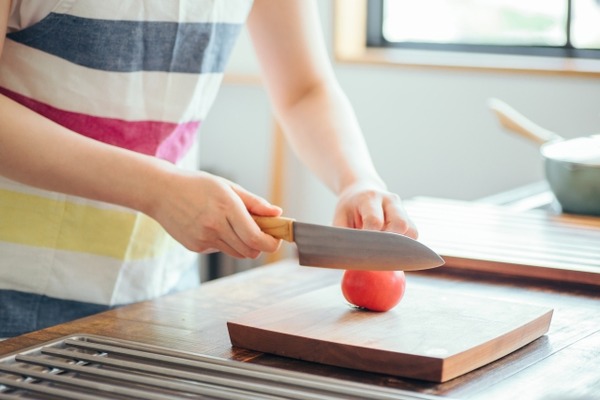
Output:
[[0, 93, 169, 215], [247, 0, 385, 197], [0, 93, 284, 257], [275, 81, 386, 196]]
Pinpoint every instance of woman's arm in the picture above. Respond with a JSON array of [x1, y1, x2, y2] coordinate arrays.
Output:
[[0, 5, 281, 258], [247, 0, 417, 237]]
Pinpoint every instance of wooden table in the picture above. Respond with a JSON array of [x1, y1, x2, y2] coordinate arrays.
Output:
[[1, 257, 599, 400]]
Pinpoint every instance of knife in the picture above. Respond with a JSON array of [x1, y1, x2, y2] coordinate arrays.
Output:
[[253, 216, 444, 271]]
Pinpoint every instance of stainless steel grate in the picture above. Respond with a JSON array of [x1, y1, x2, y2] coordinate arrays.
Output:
[[0, 335, 442, 400]]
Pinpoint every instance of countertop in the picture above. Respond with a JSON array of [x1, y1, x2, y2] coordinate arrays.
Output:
[[2, 193, 600, 399], [1, 258, 599, 399]]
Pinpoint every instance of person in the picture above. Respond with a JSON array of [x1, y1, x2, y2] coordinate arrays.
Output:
[[0, 0, 417, 338]]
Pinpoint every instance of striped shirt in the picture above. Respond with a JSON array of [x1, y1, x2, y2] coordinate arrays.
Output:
[[0, 1, 252, 308]]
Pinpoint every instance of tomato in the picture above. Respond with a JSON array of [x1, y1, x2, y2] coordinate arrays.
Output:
[[341, 270, 406, 312]]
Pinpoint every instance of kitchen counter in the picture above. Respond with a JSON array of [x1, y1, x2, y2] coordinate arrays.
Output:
[[1, 257, 599, 399], [2, 195, 600, 399]]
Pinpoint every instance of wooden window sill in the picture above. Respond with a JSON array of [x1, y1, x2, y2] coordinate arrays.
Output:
[[333, 0, 600, 78]]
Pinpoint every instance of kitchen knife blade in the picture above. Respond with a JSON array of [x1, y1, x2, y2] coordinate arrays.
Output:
[[253, 216, 444, 271]]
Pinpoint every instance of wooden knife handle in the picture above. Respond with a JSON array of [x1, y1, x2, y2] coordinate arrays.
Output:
[[253, 216, 295, 242]]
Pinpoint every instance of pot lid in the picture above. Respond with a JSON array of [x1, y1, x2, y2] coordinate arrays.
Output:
[[542, 135, 600, 166]]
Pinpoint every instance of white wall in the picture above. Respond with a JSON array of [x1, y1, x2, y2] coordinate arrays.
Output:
[[200, 2, 600, 231]]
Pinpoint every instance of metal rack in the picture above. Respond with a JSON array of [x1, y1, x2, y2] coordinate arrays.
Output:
[[0, 335, 443, 400]]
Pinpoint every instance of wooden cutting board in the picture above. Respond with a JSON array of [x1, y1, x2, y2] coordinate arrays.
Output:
[[227, 283, 553, 382]]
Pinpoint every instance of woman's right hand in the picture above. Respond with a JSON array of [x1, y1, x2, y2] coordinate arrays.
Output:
[[0, 88, 279, 259], [0, 2, 281, 260], [148, 168, 283, 259]]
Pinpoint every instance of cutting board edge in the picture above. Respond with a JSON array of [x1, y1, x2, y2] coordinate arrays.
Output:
[[226, 321, 446, 382], [440, 308, 554, 382]]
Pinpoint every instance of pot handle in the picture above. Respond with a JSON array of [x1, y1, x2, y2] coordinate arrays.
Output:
[[488, 98, 564, 146]]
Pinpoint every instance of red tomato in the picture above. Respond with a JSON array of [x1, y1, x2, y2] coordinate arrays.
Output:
[[341, 270, 406, 312]]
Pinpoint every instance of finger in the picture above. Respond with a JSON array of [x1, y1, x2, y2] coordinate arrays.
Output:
[[214, 239, 247, 259], [222, 217, 263, 258], [332, 210, 351, 228], [405, 223, 419, 240], [200, 248, 219, 254], [235, 215, 282, 253], [357, 193, 385, 231], [196, 204, 262, 258], [227, 186, 283, 252], [383, 199, 419, 239], [196, 230, 248, 258], [222, 206, 281, 256], [333, 200, 354, 228], [200, 245, 245, 259]]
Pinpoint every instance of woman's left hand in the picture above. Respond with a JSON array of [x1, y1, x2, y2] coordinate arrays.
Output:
[[333, 182, 418, 239]]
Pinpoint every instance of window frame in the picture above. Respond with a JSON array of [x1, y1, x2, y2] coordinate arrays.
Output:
[[367, 0, 600, 60], [333, 0, 600, 77]]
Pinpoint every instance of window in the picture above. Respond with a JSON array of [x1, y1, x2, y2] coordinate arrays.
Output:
[[367, 0, 600, 59]]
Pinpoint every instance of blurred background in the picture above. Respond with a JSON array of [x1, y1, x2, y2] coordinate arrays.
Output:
[[198, 0, 600, 277]]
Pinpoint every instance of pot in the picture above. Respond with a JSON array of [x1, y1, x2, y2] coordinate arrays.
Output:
[[488, 98, 600, 216]]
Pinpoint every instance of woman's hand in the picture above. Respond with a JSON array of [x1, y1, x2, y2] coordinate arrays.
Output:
[[149, 169, 282, 259], [248, 2, 419, 242], [333, 181, 418, 239]]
